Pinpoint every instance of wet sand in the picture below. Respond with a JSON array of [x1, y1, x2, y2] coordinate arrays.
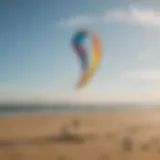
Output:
[[1, 108, 160, 160]]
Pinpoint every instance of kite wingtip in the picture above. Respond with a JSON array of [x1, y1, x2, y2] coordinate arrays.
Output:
[[74, 82, 84, 90], [74, 85, 82, 90]]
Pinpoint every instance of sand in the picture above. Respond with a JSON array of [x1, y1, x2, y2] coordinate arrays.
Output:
[[1, 108, 160, 160]]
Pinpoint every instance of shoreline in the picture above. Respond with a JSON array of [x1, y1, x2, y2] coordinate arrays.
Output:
[[0, 104, 158, 117]]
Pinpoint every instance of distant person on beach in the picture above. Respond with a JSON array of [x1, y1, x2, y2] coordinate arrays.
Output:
[[60, 124, 70, 138]]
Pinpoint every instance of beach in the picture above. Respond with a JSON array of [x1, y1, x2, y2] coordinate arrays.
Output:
[[1, 108, 160, 160]]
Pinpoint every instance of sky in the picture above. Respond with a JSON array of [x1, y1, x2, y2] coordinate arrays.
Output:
[[1, 0, 160, 104]]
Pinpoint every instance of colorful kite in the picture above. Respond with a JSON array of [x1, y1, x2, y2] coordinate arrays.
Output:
[[72, 30, 101, 89]]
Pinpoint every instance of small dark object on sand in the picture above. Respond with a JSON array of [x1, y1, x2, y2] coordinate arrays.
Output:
[[56, 133, 84, 143], [122, 136, 133, 151], [57, 155, 69, 160], [85, 133, 98, 141], [151, 137, 160, 145], [56, 124, 84, 143], [9, 152, 22, 160], [105, 132, 116, 139], [72, 118, 80, 128], [97, 153, 109, 160], [157, 148, 160, 154], [141, 143, 150, 151]]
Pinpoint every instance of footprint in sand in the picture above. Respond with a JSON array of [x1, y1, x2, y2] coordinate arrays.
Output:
[[105, 132, 116, 139], [141, 143, 150, 151], [57, 155, 71, 160], [9, 152, 22, 160], [97, 154, 109, 160], [121, 136, 133, 151]]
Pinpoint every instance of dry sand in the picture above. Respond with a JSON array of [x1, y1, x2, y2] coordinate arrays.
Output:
[[1, 108, 160, 160]]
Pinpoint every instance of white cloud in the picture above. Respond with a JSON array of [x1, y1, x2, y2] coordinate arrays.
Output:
[[59, 7, 160, 29], [58, 15, 97, 27], [0, 84, 125, 104], [137, 50, 155, 61], [125, 69, 160, 81], [0, 84, 35, 104], [105, 8, 160, 27], [1, 82, 160, 104]]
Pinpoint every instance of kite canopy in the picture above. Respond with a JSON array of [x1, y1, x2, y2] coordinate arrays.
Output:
[[72, 30, 101, 89]]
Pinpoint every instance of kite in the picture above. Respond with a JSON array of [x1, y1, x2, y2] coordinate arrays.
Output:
[[72, 30, 101, 89]]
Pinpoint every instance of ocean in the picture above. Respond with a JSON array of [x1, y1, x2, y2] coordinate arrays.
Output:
[[0, 103, 151, 116]]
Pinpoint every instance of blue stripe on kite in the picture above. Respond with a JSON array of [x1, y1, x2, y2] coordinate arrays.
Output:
[[74, 44, 88, 70]]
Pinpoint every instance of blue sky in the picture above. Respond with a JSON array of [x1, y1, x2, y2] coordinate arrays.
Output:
[[1, 0, 160, 103]]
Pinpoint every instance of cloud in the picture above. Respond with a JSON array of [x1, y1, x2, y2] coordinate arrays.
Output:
[[137, 50, 155, 61], [59, 15, 97, 27], [1, 82, 160, 104], [105, 8, 160, 27], [0, 83, 36, 104], [125, 69, 160, 80], [0, 84, 126, 104], [59, 7, 160, 29]]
